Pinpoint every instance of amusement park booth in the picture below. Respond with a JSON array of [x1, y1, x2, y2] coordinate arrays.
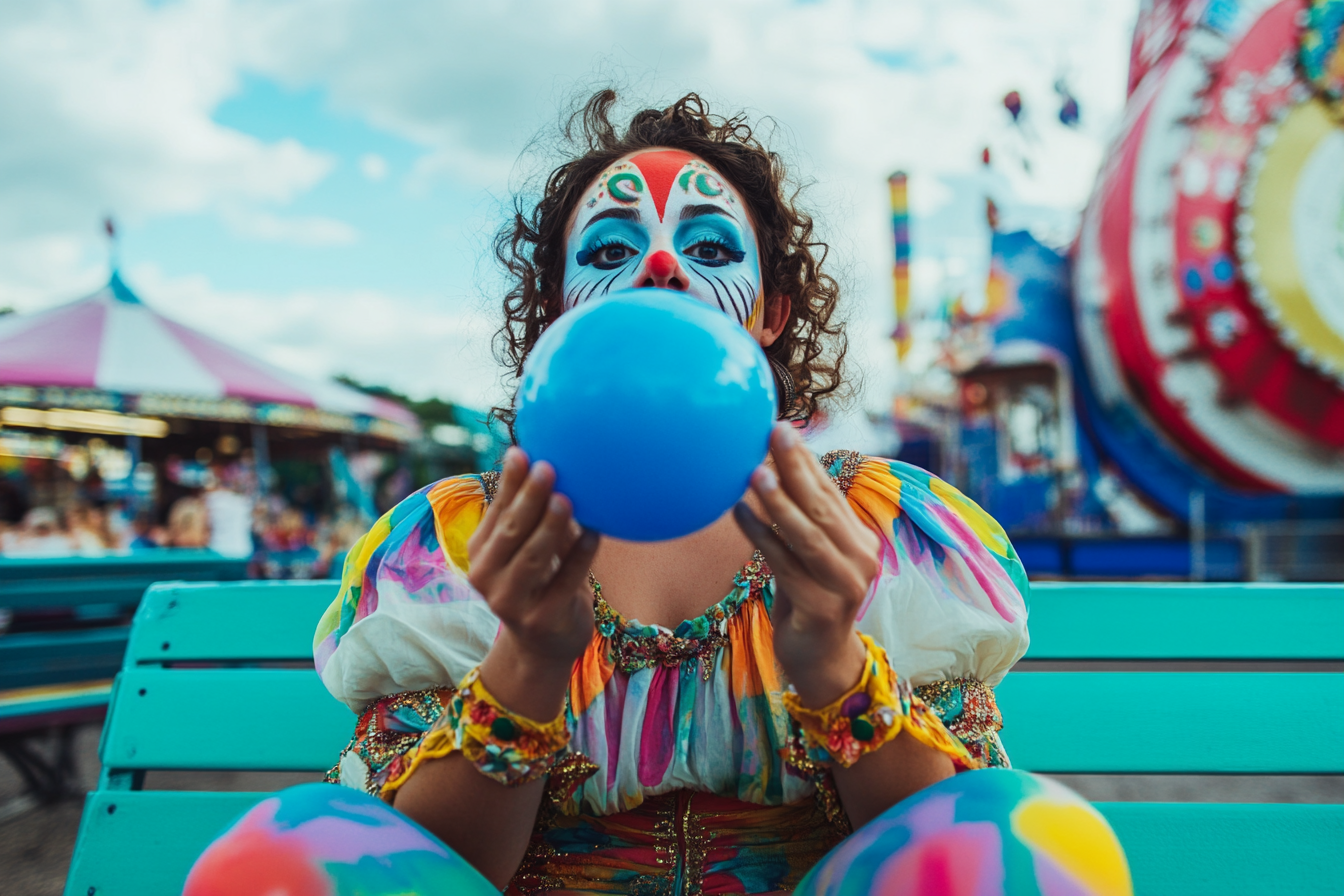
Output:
[[0, 271, 420, 522]]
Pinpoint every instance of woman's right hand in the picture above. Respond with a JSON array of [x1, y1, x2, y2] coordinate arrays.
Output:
[[467, 447, 599, 718]]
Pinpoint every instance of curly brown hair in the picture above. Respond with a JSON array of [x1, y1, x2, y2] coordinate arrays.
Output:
[[492, 89, 847, 435]]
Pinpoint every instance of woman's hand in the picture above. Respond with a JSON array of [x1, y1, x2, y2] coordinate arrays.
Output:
[[468, 447, 600, 719], [734, 423, 880, 707]]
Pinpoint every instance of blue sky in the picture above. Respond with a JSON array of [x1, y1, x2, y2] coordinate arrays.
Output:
[[138, 75, 479, 297], [0, 0, 1139, 410]]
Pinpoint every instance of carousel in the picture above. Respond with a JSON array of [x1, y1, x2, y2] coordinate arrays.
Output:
[[0, 271, 419, 518]]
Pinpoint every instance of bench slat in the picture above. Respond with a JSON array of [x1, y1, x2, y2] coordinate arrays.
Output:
[[1024, 583, 1344, 660], [0, 626, 128, 690], [64, 790, 263, 896], [997, 672, 1344, 773], [0, 552, 248, 609], [0, 680, 111, 734], [1101, 802, 1344, 896], [101, 668, 352, 771], [100, 667, 1344, 775], [125, 581, 339, 665], [62, 791, 1344, 896]]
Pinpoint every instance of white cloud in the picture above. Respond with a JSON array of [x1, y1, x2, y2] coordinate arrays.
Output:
[[358, 152, 388, 182], [227, 0, 1138, 402], [126, 263, 506, 411], [0, 1, 334, 262], [220, 206, 359, 246], [0, 0, 1140, 412]]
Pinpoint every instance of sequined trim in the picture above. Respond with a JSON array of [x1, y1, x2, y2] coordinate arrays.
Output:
[[544, 751, 602, 809], [818, 449, 864, 496], [783, 634, 981, 771], [663, 792, 715, 896], [781, 750, 852, 833], [916, 678, 1011, 768], [384, 666, 572, 793], [511, 790, 842, 895], [325, 687, 454, 798], [590, 553, 773, 680], [480, 469, 501, 503]]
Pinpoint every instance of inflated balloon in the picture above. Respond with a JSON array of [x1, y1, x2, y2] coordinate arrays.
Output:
[[796, 769, 1132, 896], [515, 288, 776, 541], [182, 783, 496, 896]]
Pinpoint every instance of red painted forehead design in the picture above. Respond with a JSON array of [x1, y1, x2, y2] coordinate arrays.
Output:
[[630, 149, 696, 222]]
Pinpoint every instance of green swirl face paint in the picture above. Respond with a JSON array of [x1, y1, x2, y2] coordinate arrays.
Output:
[[564, 151, 764, 329], [607, 172, 644, 203]]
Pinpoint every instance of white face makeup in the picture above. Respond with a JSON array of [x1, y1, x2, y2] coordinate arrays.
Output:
[[562, 149, 764, 328]]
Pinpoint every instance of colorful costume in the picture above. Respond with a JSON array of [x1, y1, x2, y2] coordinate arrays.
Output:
[[314, 451, 1031, 894]]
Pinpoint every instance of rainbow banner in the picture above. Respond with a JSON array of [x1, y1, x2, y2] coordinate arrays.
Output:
[[888, 172, 911, 361]]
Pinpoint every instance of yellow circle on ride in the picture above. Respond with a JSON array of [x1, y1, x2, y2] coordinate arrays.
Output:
[[1241, 97, 1344, 379]]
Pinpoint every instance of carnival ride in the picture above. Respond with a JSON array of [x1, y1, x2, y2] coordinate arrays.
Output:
[[904, 0, 1344, 577], [0, 271, 419, 509]]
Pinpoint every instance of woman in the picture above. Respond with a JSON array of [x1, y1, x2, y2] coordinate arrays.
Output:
[[315, 92, 1031, 894]]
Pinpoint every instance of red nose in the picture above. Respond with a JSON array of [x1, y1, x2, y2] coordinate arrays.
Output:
[[647, 250, 676, 279]]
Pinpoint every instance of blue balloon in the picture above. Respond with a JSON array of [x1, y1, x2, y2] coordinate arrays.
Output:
[[515, 288, 777, 541]]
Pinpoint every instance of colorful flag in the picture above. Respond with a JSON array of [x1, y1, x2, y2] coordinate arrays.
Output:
[[889, 172, 911, 361]]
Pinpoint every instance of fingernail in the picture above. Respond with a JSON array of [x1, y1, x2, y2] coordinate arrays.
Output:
[[776, 422, 799, 446], [753, 467, 778, 491], [530, 460, 552, 480]]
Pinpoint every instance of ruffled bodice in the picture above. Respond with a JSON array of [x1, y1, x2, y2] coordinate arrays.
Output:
[[314, 451, 1030, 819]]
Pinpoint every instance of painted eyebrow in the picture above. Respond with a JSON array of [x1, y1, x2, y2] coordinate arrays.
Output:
[[581, 207, 640, 232], [679, 204, 733, 221]]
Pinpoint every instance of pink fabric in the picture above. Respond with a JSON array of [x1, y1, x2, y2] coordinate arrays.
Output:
[[0, 301, 106, 387], [158, 318, 315, 406], [368, 395, 420, 427]]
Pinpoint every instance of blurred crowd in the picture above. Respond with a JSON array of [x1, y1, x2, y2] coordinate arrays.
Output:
[[0, 475, 369, 581]]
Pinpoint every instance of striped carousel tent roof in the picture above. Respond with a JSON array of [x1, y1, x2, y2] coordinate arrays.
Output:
[[0, 272, 419, 441]]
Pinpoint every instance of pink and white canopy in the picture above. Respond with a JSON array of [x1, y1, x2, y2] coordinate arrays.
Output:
[[0, 273, 419, 441]]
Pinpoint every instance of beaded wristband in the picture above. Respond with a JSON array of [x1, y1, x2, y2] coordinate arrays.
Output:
[[383, 666, 571, 793], [782, 633, 980, 770]]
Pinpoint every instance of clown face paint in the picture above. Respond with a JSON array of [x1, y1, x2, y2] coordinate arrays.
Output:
[[563, 149, 763, 328]]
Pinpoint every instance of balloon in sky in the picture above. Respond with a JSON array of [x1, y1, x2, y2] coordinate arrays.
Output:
[[1059, 96, 1081, 126], [1055, 77, 1081, 127], [1002, 90, 1023, 122], [182, 783, 496, 896], [515, 288, 777, 542]]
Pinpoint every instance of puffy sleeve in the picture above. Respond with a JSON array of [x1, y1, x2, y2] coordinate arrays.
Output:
[[826, 451, 1030, 689], [313, 474, 502, 712]]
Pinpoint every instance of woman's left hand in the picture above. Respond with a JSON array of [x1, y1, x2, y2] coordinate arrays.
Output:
[[734, 422, 881, 707]]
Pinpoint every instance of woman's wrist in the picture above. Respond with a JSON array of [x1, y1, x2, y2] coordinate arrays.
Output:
[[478, 629, 574, 721], [782, 629, 867, 709]]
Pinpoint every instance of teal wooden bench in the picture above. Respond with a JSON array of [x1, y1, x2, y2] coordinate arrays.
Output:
[[0, 552, 248, 802], [64, 581, 1343, 896]]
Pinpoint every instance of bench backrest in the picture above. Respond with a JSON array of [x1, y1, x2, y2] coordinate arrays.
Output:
[[1023, 582, 1344, 660], [67, 580, 1344, 896], [0, 551, 249, 610], [99, 581, 349, 776]]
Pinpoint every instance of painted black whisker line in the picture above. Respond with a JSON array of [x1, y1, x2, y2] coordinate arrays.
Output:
[[596, 269, 623, 298], [730, 279, 753, 321], [691, 267, 728, 312], [580, 276, 606, 305], [711, 272, 740, 318], [714, 274, 745, 321], [731, 280, 752, 322]]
